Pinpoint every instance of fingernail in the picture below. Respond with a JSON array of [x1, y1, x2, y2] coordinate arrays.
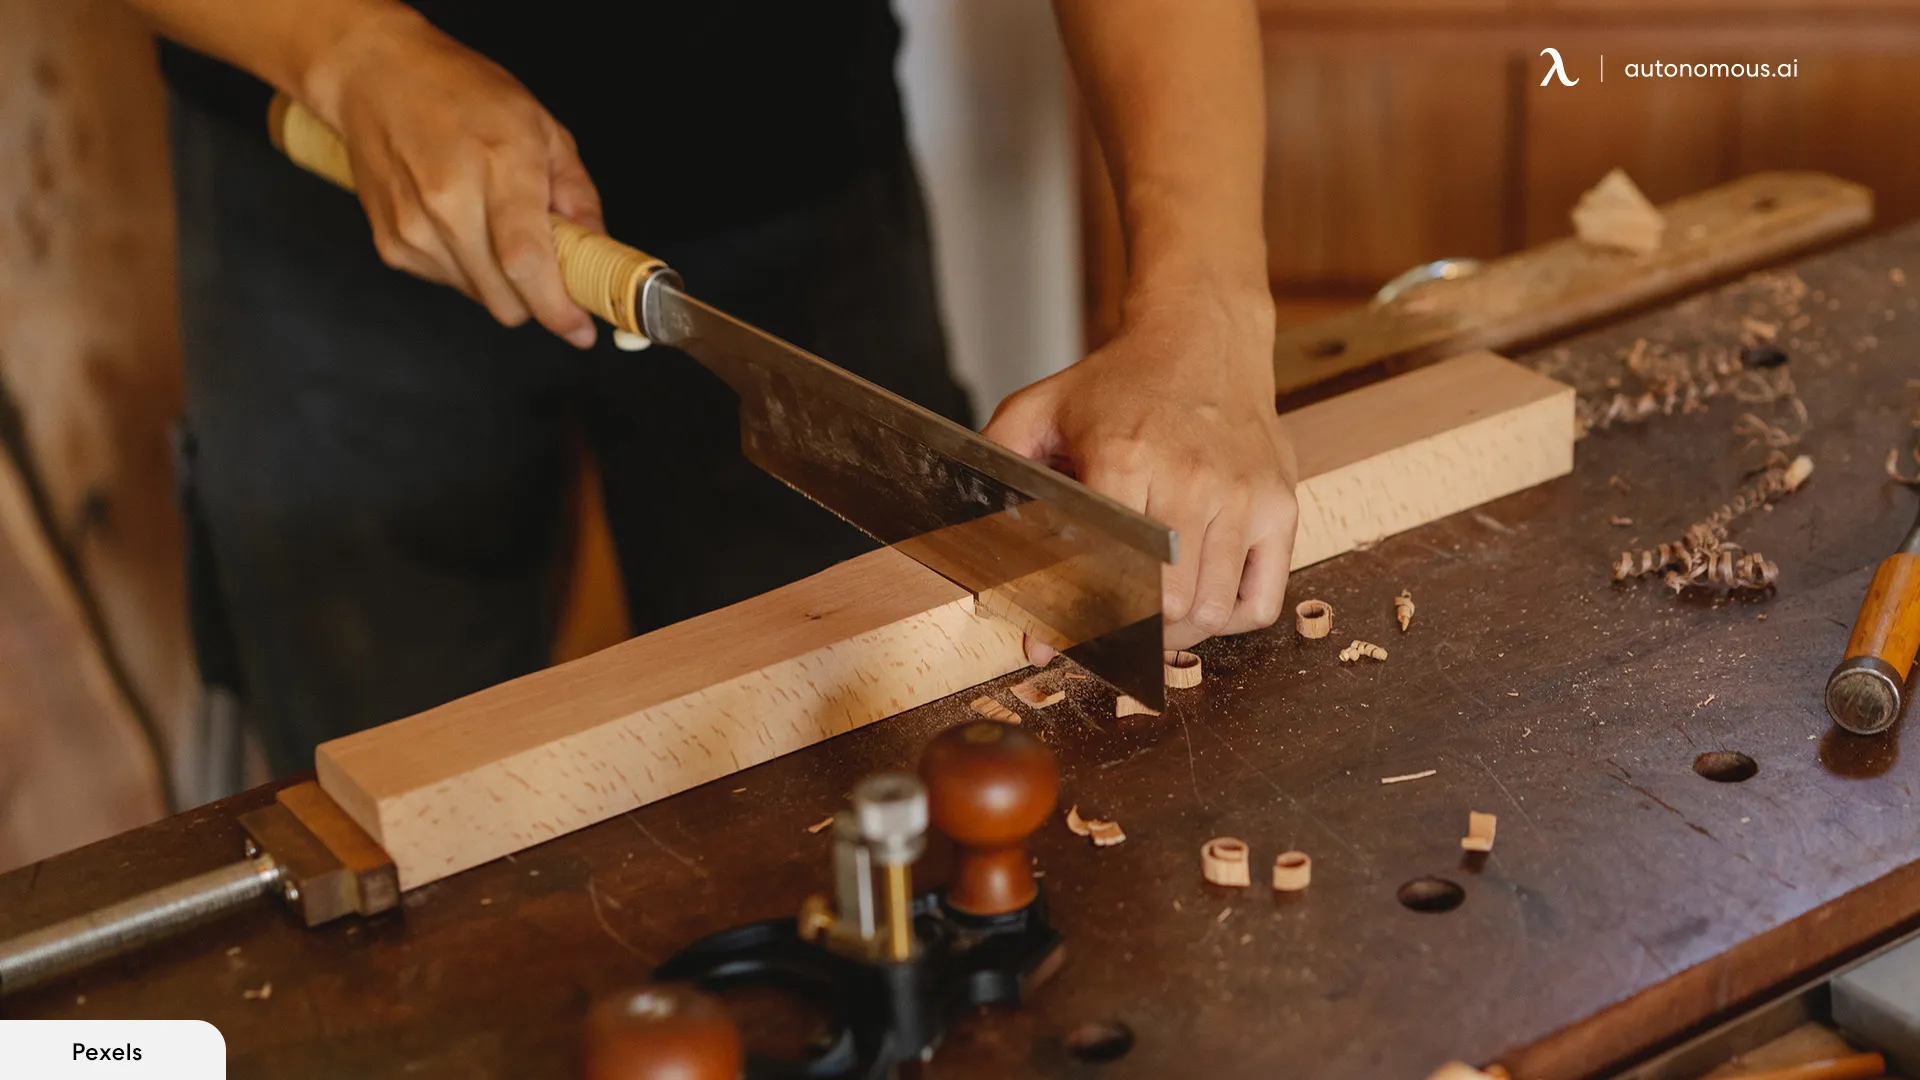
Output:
[[566, 325, 597, 350]]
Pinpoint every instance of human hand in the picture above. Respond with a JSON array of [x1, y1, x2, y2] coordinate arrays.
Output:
[[300, 8, 603, 346], [984, 286, 1297, 663]]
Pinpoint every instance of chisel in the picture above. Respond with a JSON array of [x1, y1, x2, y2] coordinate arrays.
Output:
[[1827, 503, 1920, 734]]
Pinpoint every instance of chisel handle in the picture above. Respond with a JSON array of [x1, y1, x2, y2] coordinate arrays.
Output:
[[1827, 551, 1920, 733], [266, 95, 669, 340]]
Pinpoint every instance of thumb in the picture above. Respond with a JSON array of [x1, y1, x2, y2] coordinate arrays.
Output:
[[981, 380, 1064, 463]]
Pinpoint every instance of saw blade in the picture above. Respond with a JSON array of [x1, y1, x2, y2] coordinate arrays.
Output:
[[646, 284, 1173, 706]]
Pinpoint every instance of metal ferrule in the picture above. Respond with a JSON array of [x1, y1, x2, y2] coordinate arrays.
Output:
[[1827, 655, 1906, 735]]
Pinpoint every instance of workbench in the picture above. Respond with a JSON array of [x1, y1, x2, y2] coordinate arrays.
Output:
[[5, 223, 1919, 1080]]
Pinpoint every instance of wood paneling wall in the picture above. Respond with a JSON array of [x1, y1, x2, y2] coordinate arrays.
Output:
[[1090, 1, 1920, 328]]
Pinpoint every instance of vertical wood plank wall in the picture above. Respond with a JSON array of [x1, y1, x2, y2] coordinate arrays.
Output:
[[1086, 0, 1920, 330]]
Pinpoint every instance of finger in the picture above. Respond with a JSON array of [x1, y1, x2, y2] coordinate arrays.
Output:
[[545, 120, 605, 233], [1220, 494, 1299, 636], [363, 179, 479, 300], [430, 175, 534, 330], [1023, 636, 1057, 668], [1180, 507, 1250, 641], [486, 150, 596, 348]]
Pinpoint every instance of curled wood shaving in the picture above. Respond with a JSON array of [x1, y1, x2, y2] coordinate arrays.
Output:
[[1163, 650, 1203, 689], [1380, 769, 1437, 785], [1295, 599, 1333, 639], [1394, 590, 1415, 632], [243, 982, 274, 1001], [1010, 676, 1066, 709], [1733, 411, 1798, 449], [1612, 453, 1811, 594], [1338, 639, 1388, 663], [1115, 695, 1159, 718], [806, 816, 836, 834], [969, 696, 1020, 723], [1460, 811, 1498, 853], [1889, 446, 1920, 487], [1066, 804, 1124, 846], [1201, 837, 1252, 887], [1271, 851, 1312, 892]]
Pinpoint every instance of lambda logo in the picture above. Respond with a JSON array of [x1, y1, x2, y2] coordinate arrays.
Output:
[[1539, 47, 1579, 86]]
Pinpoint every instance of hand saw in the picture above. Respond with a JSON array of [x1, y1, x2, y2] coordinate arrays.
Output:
[[268, 97, 1173, 705]]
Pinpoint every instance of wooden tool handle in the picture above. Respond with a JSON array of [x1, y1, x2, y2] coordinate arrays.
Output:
[[1844, 553, 1920, 678], [266, 95, 667, 337], [920, 719, 1058, 916]]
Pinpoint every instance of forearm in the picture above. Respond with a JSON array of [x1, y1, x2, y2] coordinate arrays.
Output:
[[122, 0, 427, 121], [1053, 0, 1272, 337]]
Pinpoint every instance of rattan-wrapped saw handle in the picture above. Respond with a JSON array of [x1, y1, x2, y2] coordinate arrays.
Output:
[[267, 95, 666, 341]]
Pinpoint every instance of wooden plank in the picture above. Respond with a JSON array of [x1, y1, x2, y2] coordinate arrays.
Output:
[[317, 551, 1028, 890], [1271, 171, 1871, 395], [1286, 351, 1574, 568]]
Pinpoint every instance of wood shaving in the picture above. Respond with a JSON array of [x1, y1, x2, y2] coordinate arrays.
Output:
[[1609, 474, 1632, 491], [1571, 168, 1664, 254], [1201, 837, 1252, 887], [243, 982, 273, 1001], [969, 696, 1020, 723], [1890, 446, 1920, 487], [1066, 804, 1124, 846], [1380, 769, 1437, 785], [1010, 676, 1065, 709], [1575, 340, 1792, 437], [1733, 411, 1798, 450], [1271, 851, 1312, 892], [1295, 599, 1333, 639], [1460, 811, 1497, 853], [1394, 590, 1415, 632], [1610, 516, 1634, 527], [806, 816, 835, 834], [1339, 639, 1388, 663], [1163, 650, 1203, 689], [1115, 695, 1159, 718], [1740, 316, 1779, 343], [1612, 453, 1811, 593]]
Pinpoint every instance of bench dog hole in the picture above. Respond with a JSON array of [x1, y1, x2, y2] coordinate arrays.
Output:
[[1693, 750, 1758, 783], [1397, 876, 1465, 913], [1065, 1019, 1135, 1063]]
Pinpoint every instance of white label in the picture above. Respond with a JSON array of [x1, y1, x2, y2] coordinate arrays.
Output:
[[0, 1021, 225, 1077]]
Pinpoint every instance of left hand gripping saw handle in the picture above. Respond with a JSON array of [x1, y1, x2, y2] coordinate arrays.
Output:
[[266, 94, 671, 345]]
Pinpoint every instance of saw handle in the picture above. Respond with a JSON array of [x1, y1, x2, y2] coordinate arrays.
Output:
[[266, 94, 667, 340]]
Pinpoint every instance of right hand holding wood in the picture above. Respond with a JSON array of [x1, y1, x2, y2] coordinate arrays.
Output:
[[299, 7, 604, 347]]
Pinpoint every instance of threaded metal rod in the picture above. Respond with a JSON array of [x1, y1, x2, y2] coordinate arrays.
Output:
[[0, 855, 284, 995]]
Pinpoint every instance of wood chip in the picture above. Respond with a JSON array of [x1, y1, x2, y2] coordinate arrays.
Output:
[[1741, 316, 1780, 343], [969, 696, 1020, 723], [1066, 804, 1124, 846], [1338, 639, 1388, 663], [1163, 650, 1203, 689], [1115, 694, 1159, 718], [243, 982, 273, 1001], [1379, 769, 1437, 785], [1571, 168, 1665, 255], [806, 815, 835, 834], [1201, 837, 1252, 887], [1295, 599, 1333, 639], [1009, 676, 1066, 709], [1271, 850, 1312, 892], [1394, 590, 1415, 632], [1610, 515, 1634, 527], [1888, 446, 1920, 486], [1065, 804, 1092, 837], [1460, 811, 1498, 853]]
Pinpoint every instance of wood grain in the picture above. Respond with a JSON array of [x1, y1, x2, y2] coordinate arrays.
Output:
[[1842, 553, 1920, 678], [1273, 173, 1871, 394], [316, 548, 1027, 890], [1286, 351, 1575, 568]]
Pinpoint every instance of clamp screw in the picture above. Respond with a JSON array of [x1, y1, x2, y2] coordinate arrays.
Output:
[[244, 839, 260, 859], [282, 881, 302, 905]]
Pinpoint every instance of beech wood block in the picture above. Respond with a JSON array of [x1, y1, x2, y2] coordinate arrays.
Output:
[[921, 719, 1058, 916], [317, 549, 1026, 890], [1284, 351, 1575, 570]]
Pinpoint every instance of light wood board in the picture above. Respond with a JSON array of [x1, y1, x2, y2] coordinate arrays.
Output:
[[1271, 172, 1870, 394], [1286, 351, 1575, 568], [318, 351, 1575, 891], [318, 552, 1027, 890]]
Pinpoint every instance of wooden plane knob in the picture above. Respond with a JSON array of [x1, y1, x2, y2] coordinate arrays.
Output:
[[584, 984, 742, 1080], [920, 719, 1059, 916]]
